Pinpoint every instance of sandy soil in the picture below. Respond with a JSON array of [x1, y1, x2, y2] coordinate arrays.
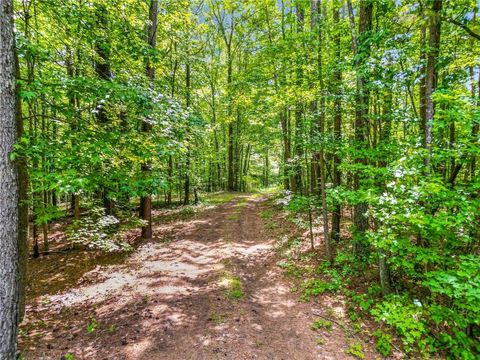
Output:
[[19, 194, 371, 360]]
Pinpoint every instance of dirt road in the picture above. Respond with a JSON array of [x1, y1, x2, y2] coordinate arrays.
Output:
[[20, 194, 358, 360]]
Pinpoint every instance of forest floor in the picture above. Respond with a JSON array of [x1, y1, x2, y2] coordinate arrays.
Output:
[[18, 193, 388, 360]]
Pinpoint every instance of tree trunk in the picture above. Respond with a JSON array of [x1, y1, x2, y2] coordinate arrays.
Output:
[[470, 67, 479, 180], [280, 109, 291, 190], [348, 0, 373, 259], [94, 4, 114, 215], [140, 0, 158, 238], [419, 24, 427, 143], [184, 62, 191, 205], [227, 50, 235, 191], [424, 0, 442, 170], [292, 4, 305, 194], [15, 47, 28, 323], [331, 1, 342, 242], [0, 0, 21, 355]]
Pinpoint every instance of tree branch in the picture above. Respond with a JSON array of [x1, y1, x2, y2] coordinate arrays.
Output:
[[449, 19, 480, 41]]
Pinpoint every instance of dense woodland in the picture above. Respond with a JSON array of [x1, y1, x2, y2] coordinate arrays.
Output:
[[1, 0, 480, 358]]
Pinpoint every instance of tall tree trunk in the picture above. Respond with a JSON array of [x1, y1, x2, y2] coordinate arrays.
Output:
[[16, 47, 28, 323], [292, 3, 305, 194], [209, 74, 220, 191], [184, 62, 191, 205], [424, 0, 442, 170], [0, 0, 21, 355], [167, 46, 178, 205], [331, 1, 342, 242], [264, 149, 269, 187], [348, 0, 373, 259], [140, 0, 158, 238], [470, 67, 479, 179], [317, 1, 333, 261], [94, 4, 113, 215], [66, 45, 82, 219], [227, 52, 235, 191], [419, 24, 427, 143], [280, 109, 291, 190]]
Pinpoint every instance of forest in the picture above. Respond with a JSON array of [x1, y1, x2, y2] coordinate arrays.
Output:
[[0, 0, 479, 359]]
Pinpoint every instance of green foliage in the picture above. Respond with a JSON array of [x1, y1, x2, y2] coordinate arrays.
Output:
[[260, 209, 274, 219], [86, 317, 98, 334], [300, 277, 340, 301], [277, 260, 311, 278], [370, 296, 427, 353], [226, 284, 243, 299], [346, 342, 365, 359], [424, 255, 480, 326], [311, 319, 332, 331], [221, 276, 244, 300], [373, 330, 393, 358]]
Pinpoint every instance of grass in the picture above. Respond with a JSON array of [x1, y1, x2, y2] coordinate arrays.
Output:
[[346, 342, 365, 359], [208, 312, 226, 324], [311, 318, 333, 331], [203, 192, 241, 205], [226, 213, 240, 220], [219, 274, 244, 300], [260, 209, 274, 219]]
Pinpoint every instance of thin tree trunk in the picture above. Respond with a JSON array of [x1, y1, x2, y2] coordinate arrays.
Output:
[[419, 24, 427, 143], [140, 0, 158, 238], [280, 109, 291, 190], [331, 1, 342, 242], [227, 50, 235, 191], [424, 0, 442, 170], [471, 68, 479, 179], [184, 62, 191, 205], [292, 4, 305, 194]]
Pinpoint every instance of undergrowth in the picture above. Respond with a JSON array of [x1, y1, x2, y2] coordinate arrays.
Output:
[[268, 191, 480, 359]]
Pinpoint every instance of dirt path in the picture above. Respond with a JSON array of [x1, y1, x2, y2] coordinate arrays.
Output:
[[20, 194, 359, 360]]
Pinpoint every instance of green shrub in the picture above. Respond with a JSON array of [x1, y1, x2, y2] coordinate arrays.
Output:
[[66, 206, 135, 252], [373, 330, 393, 357], [300, 277, 340, 301], [370, 296, 427, 353], [346, 342, 365, 359]]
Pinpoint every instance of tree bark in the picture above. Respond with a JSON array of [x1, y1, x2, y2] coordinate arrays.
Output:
[[0, 0, 21, 356], [227, 53, 235, 191], [94, 4, 114, 215], [292, 3, 305, 194], [16, 47, 28, 323], [183, 62, 191, 205], [424, 0, 442, 170], [140, 0, 158, 238], [280, 109, 291, 190], [348, 0, 373, 259], [331, 1, 342, 243]]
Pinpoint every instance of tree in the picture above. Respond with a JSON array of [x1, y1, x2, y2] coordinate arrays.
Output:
[[424, 0, 443, 170], [0, 0, 21, 356], [139, 0, 158, 239], [347, 0, 373, 259], [330, 0, 342, 243]]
